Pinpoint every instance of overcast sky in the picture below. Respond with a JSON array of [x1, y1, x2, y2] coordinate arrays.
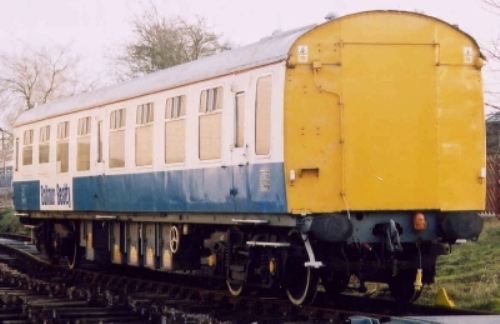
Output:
[[0, 0, 496, 60], [0, 0, 497, 101]]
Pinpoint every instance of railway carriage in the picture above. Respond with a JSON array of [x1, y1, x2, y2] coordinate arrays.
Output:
[[13, 10, 485, 305]]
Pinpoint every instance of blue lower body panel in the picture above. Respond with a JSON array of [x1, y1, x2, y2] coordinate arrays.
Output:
[[13, 180, 40, 211], [14, 163, 287, 213]]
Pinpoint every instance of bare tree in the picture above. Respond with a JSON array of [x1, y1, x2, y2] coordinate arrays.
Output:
[[0, 92, 13, 160], [482, 0, 500, 110], [115, 3, 226, 79], [0, 43, 83, 112], [0, 42, 99, 170]]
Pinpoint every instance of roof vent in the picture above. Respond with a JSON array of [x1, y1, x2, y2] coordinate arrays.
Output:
[[325, 12, 337, 21], [225, 40, 240, 50]]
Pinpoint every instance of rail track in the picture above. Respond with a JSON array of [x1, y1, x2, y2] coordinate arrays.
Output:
[[0, 233, 496, 324]]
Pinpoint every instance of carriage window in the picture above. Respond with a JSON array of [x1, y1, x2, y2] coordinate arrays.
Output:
[[199, 87, 223, 160], [255, 76, 272, 155], [136, 103, 154, 166], [56, 121, 69, 173], [110, 108, 126, 129], [235, 92, 245, 148], [77, 117, 91, 171], [39, 126, 50, 164], [136, 102, 154, 124], [166, 95, 186, 119], [78, 117, 91, 136], [199, 87, 223, 112], [165, 95, 186, 164], [22, 129, 34, 166], [109, 109, 126, 168]]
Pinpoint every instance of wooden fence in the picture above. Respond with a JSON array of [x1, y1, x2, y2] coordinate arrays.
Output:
[[486, 155, 500, 216]]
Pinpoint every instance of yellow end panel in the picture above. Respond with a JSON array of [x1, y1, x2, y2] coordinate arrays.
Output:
[[342, 44, 439, 210], [437, 65, 485, 210], [436, 41, 486, 209], [284, 11, 485, 213], [284, 67, 343, 213], [284, 24, 344, 213]]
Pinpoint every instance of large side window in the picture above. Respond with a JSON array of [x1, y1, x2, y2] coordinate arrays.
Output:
[[109, 109, 126, 168], [235, 92, 245, 148], [135, 102, 154, 166], [165, 95, 186, 164], [77, 117, 91, 171], [199, 87, 223, 160], [39, 126, 50, 164], [22, 129, 34, 166], [255, 75, 272, 155], [56, 121, 69, 173]]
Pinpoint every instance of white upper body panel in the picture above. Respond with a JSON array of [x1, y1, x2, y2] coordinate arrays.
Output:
[[14, 61, 286, 185]]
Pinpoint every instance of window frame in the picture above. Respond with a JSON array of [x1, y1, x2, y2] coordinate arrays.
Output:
[[254, 75, 273, 156], [109, 108, 127, 169], [110, 108, 126, 130], [77, 116, 91, 172], [15, 138, 19, 172], [77, 116, 91, 136], [136, 102, 154, 125], [57, 121, 70, 140], [22, 129, 34, 166], [166, 95, 186, 120], [198, 86, 224, 161], [165, 95, 187, 165], [135, 102, 154, 166], [199, 87, 223, 113], [56, 121, 70, 173], [38, 125, 51, 164], [234, 92, 245, 149]]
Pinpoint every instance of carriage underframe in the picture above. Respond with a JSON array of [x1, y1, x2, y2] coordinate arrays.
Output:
[[20, 211, 461, 305]]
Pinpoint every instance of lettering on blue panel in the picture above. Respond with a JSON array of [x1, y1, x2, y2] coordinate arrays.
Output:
[[40, 184, 71, 207]]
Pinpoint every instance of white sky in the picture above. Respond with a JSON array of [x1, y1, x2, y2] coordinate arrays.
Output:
[[0, 0, 498, 98], [0, 0, 496, 61]]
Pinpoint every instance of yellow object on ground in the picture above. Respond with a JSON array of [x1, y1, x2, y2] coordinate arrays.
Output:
[[435, 287, 456, 308]]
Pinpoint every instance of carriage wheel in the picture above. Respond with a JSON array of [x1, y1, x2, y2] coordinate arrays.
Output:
[[65, 221, 81, 269], [285, 258, 318, 305], [285, 231, 319, 305], [226, 281, 244, 296]]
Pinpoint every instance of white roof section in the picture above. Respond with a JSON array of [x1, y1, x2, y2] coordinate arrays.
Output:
[[15, 24, 315, 126]]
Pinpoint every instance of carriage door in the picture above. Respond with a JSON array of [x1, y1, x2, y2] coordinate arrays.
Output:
[[94, 116, 106, 210], [230, 77, 249, 211]]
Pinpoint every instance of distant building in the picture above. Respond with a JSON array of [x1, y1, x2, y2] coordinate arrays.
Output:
[[0, 165, 12, 189], [486, 112, 500, 156]]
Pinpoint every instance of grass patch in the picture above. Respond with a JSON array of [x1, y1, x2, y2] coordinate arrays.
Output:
[[0, 209, 24, 233], [419, 218, 500, 312]]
